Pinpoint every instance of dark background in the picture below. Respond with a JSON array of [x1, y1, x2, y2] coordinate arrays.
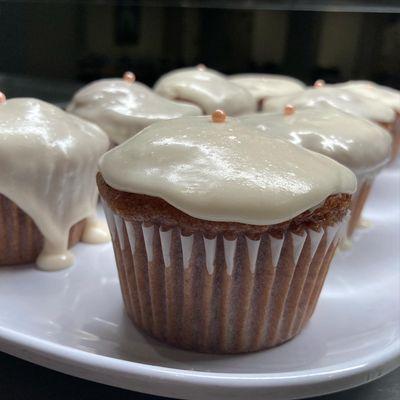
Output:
[[0, 0, 399, 103]]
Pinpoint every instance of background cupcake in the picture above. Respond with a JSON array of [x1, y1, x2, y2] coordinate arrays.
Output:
[[229, 73, 305, 111], [334, 81, 400, 162], [98, 112, 356, 353], [67, 72, 202, 145], [154, 65, 257, 115], [0, 96, 110, 270], [240, 106, 392, 240]]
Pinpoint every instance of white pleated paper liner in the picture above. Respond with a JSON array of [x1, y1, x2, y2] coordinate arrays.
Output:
[[104, 203, 346, 354]]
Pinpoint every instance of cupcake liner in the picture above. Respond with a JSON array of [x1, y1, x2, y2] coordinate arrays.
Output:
[[347, 179, 373, 237], [391, 112, 400, 163], [0, 194, 85, 266], [104, 203, 346, 353]]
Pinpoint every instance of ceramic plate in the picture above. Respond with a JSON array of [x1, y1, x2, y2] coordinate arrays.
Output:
[[0, 162, 399, 400]]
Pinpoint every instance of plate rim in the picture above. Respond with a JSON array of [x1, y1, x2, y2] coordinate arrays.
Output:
[[1, 323, 399, 399]]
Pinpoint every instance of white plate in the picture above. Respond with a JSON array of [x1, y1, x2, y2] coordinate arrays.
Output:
[[0, 162, 399, 400]]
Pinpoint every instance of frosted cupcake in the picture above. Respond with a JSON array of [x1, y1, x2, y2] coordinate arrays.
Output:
[[229, 73, 305, 110], [334, 81, 400, 162], [0, 95, 110, 270], [154, 65, 256, 115], [240, 106, 392, 239], [67, 72, 202, 145], [98, 111, 356, 353]]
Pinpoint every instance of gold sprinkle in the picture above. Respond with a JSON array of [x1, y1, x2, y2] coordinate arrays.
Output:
[[284, 104, 295, 116], [212, 109, 226, 123], [123, 71, 135, 83], [314, 79, 325, 88]]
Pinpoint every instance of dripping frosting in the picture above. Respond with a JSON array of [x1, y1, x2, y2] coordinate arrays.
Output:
[[99, 115, 356, 226], [67, 78, 202, 144], [0, 98, 110, 270]]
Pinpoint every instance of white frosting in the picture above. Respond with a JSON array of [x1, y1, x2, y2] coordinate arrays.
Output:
[[262, 86, 395, 123], [229, 74, 305, 101], [67, 78, 202, 144], [334, 81, 400, 112], [239, 107, 392, 175], [153, 66, 257, 115], [99, 116, 356, 225], [0, 98, 110, 270]]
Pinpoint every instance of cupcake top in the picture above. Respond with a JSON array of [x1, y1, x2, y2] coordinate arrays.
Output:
[[67, 75, 202, 144], [334, 81, 400, 113], [99, 112, 356, 226], [0, 97, 110, 269], [153, 65, 257, 115], [240, 106, 392, 176], [229, 73, 305, 101], [262, 86, 395, 123]]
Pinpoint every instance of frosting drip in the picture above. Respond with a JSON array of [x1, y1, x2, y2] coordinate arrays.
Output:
[[229, 74, 305, 101], [262, 86, 395, 123], [99, 116, 356, 225], [239, 107, 392, 175], [153, 67, 257, 115], [67, 78, 202, 144], [0, 98, 110, 270]]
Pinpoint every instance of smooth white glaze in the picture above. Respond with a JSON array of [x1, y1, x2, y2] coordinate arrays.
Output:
[[334, 81, 400, 112], [99, 115, 356, 225], [67, 78, 202, 144], [229, 74, 305, 101], [153, 66, 257, 115], [262, 86, 395, 123], [0, 98, 110, 270], [239, 107, 392, 175]]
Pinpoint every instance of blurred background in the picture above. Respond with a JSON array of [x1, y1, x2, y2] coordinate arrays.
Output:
[[0, 0, 399, 103]]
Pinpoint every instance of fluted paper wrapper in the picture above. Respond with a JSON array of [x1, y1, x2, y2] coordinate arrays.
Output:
[[104, 204, 346, 353], [347, 179, 373, 238], [0, 194, 85, 266]]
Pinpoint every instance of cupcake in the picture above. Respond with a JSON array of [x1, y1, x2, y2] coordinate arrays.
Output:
[[262, 84, 397, 157], [229, 73, 305, 111], [334, 81, 400, 162], [153, 65, 256, 115], [240, 105, 392, 239], [67, 72, 202, 145], [98, 111, 356, 353], [0, 96, 110, 270]]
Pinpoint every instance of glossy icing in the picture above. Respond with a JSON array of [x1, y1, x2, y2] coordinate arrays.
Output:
[[99, 115, 356, 225], [262, 86, 395, 123], [153, 66, 257, 115], [229, 74, 305, 101], [334, 81, 400, 112], [0, 98, 110, 270], [239, 107, 392, 175], [67, 78, 202, 144]]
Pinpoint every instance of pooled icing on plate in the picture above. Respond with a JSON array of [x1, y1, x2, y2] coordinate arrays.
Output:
[[99, 112, 356, 226], [67, 75, 202, 144], [153, 66, 257, 116], [0, 97, 110, 270]]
